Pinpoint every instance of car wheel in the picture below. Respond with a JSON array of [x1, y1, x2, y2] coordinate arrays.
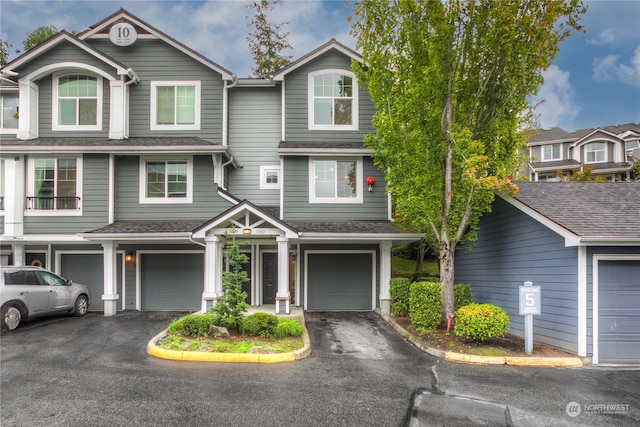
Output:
[[73, 295, 89, 317], [1, 305, 22, 331]]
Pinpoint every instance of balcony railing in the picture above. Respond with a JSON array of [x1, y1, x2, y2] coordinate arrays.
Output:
[[0, 196, 4, 211], [26, 196, 81, 210]]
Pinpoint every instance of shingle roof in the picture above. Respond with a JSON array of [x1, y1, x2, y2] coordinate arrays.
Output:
[[85, 221, 207, 234], [287, 221, 410, 234], [0, 137, 221, 147], [510, 182, 640, 238], [529, 123, 640, 143]]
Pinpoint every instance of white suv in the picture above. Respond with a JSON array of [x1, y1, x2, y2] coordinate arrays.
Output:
[[1, 266, 91, 331]]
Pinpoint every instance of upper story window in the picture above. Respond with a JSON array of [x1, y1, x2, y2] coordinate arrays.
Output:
[[150, 81, 201, 131], [139, 157, 193, 204], [309, 158, 362, 204], [260, 166, 280, 190], [625, 140, 640, 159], [1, 93, 19, 132], [26, 156, 83, 215], [52, 74, 102, 131], [541, 143, 561, 161], [308, 70, 358, 130], [585, 142, 606, 163]]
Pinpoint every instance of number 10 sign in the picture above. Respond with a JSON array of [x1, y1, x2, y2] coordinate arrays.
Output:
[[519, 282, 541, 315]]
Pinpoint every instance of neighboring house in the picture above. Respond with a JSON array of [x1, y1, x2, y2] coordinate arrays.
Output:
[[0, 9, 421, 318], [455, 182, 640, 365], [525, 123, 640, 182]]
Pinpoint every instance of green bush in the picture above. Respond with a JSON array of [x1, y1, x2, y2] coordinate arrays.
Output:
[[390, 277, 411, 317], [240, 312, 280, 338], [409, 281, 442, 332], [167, 313, 220, 338], [273, 318, 303, 338], [453, 283, 473, 311], [412, 271, 440, 282], [453, 303, 510, 342]]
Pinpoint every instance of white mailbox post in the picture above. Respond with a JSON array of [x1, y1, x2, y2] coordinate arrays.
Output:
[[519, 281, 541, 355]]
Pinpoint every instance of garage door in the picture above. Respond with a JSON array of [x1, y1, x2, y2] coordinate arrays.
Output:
[[60, 253, 122, 312], [598, 260, 640, 364], [141, 253, 203, 310], [307, 253, 374, 310]]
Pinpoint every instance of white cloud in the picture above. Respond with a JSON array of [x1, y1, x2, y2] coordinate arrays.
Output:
[[530, 65, 580, 129], [587, 28, 616, 46], [592, 45, 640, 87]]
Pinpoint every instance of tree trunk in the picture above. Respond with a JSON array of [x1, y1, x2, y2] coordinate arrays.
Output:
[[415, 240, 427, 273], [439, 241, 455, 324]]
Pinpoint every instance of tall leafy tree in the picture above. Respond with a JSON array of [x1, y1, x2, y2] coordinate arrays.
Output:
[[23, 25, 58, 51], [0, 39, 12, 66], [246, 0, 293, 78], [350, 0, 586, 321]]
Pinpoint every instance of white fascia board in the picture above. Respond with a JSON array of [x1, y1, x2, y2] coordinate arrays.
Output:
[[0, 145, 230, 155], [578, 237, 640, 246], [2, 235, 85, 243], [499, 195, 581, 247], [278, 148, 372, 156], [298, 232, 423, 242], [528, 137, 575, 146], [571, 129, 622, 147], [273, 42, 361, 81], [79, 233, 193, 241]]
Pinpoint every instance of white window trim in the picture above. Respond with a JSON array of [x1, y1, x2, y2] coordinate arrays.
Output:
[[585, 142, 607, 164], [0, 92, 19, 134], [308, 69, 359, 131], [139, 156, 193, 204], [51, 72, 103, 132], [25, 155, 83, 217], [150, 81, 201, 131], [260, 165, 281, 190], [308, 157, 363, 204], [541, 143, 562, 161]]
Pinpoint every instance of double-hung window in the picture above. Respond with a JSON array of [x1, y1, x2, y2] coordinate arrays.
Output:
[[150, 81, 201, 130], [52, 74, 102, 131], [309, 158, 362, 204], [27, 157, 82, 214], [585, 142, 606, 163], [308, 70, 358, 130], [541, 143, 561, 161], [1, 93, 19, 133], [140, 158, 193, 204]]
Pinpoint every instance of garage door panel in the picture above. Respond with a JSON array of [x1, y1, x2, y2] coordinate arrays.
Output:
[[60, 253, 122, 312], [141, 253, 203, 311]]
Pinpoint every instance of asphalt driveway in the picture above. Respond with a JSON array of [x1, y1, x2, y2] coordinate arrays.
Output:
[[1, 311, 639, 426]]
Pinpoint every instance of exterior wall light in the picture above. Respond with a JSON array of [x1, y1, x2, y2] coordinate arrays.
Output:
[[366, 176, 375, 192], [242, 228, 252, 235], [125, 252, 134, 262]]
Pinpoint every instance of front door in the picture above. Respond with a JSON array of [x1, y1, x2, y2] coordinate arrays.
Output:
[[262, 253, 277, 304]]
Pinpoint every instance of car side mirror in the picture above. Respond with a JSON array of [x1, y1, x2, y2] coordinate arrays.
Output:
[[66, 279, 73, 286]]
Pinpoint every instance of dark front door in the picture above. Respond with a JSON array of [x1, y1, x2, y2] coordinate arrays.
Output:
[[262, 253, 277, 304]]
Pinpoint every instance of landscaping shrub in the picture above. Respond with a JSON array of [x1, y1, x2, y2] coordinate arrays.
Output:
[[273, 318, 303, 338], [453, 303, 510, 342], [210, 238, 249, 332], [167, 313, 220, 338], [240, 312, 280, 338], [412, 271, 440, 282], [390, 277, 411, 317], [409, 281, 442, 332], [453, 283, 473, 311]]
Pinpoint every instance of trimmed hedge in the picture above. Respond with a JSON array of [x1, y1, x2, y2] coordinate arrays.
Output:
[[166, 313, 221, 338], [409, 281, 442, 332], [390, 277, 411, 317], [453, 284, 473, 311], [454, 303, 510, 342], [274, 318, 303, 338], [240, 312, 279, 338]]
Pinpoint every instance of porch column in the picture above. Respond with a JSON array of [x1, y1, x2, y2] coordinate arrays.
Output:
[[275, 236, 290, 314], [379, 241, 392, 319], [102, 241, 119, 316], [3, 156, 25, 237], [202, 235, 225, 312], [12, 243, 25, 266]]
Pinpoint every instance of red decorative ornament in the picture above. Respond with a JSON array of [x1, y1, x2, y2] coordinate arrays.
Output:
[[366, 176, 375, 192]]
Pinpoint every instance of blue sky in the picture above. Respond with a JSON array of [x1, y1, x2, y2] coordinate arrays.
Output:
[[1, 0, 638, 131]]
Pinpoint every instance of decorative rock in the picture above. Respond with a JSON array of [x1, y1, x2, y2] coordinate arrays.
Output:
[[209, 325, 230, 338]]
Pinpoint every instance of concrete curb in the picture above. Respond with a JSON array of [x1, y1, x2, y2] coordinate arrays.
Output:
[[146, 322, 311, 364], [386, 316, 583, 367]]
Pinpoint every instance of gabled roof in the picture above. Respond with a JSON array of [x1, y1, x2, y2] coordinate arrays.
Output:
[[77, 8, 234, 80], [1, 30, 130, 76], [272, 39, 361, 81], [529, 123, 640, 145], [500, 182, 640, 245]]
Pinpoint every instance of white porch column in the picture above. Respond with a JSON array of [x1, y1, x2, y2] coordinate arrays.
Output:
[[12, 243, 25, 266], [379, 241, 392, 318], [275, 236, 290, 314], [109, 79, 126, 139], [102, 241, 119, 316], [202, 235, 225, 312], [17, 80, 39, 140], [3, 156, 24, 237]]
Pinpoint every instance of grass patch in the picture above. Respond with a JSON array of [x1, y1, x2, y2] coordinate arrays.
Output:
[[158, 335, 304, 354], [391, 257, 439, 276]]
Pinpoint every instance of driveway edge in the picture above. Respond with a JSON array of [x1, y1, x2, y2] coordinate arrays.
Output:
[[386, 316, 583, 367]]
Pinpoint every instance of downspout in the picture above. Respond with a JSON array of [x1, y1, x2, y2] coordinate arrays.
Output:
[[126, 68, 140, 86], [222, 74, 238, 146], [188, 233, 206, 248]]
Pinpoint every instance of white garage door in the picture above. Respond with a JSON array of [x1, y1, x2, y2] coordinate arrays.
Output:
[[598, 260, 640, 364], [141, 253, 203, 310]]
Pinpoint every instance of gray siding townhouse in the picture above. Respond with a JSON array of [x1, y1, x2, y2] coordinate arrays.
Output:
[[455, 182, 640, 365], [525, 123, 640, 182], [0, 9, 420, 317]]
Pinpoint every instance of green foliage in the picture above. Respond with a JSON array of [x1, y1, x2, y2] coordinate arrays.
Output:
[[210, 238, 249, 332], [246, 0, 293, 78], [23, 25, 57, 51], [454, 303, 510, 342], [453, 284, 473, 311], [0, 39, 12, 67], [390, 277, 411, 317], [240, 312, 280, 337], [274, 318, 303, 338], [632, 159, 640, 180], [412, 271, 440, 282], [166, 313, 220, 338], [408, 281, 443, 332]]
